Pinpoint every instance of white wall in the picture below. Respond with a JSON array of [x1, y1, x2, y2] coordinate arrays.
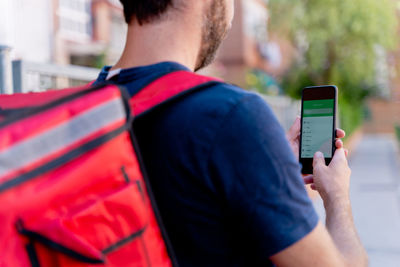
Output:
[[0, 0, 13, 46], [0, 0, 53, 63]]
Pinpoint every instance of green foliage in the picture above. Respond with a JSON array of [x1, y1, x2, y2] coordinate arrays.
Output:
[[395, 125, 400, 143], [94, 52, 107, 69], [268, 0, 398, 135], [339, 98, 363, 140], [245, 69, 282, 96], [269, 0, 397, 99]]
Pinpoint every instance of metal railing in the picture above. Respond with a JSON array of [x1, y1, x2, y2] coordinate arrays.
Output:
[[0, 45, 100, 94], [12, 60, 100, 93], [0, 45, 13, 94]]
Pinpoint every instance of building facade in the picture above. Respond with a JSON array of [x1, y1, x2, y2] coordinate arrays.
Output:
[[0, 0, 126, 67], [53, 0, 126, 66], [1, 0, 296, 95], [203, 0, 294, 95]]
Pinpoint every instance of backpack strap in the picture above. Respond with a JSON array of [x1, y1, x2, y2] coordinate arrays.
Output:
[[130, 71, 222, 117]]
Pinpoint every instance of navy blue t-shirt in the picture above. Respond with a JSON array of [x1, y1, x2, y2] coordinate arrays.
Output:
[[94, 62, 318, 266]]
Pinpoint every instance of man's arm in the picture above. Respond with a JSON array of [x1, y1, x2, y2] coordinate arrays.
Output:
[[270, 222, 345, 266], [314, 149, 368, 266], [270, 148, 368, 267]]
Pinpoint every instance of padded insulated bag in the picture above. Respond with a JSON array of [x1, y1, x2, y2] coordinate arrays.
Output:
[[0, 71, 219, 267]]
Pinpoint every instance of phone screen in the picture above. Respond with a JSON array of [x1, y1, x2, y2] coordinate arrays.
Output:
[[300, 86, 337, 174], [301, 99, 334, 158]]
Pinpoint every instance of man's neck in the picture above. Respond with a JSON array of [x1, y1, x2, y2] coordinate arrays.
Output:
[[112, 17, 201, 72]]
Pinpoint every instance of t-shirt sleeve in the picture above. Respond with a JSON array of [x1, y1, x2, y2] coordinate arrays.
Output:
[[207, 92, 319, 260]]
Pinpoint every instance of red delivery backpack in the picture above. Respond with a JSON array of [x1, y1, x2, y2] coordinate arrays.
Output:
[[0, 71, 219, 267]]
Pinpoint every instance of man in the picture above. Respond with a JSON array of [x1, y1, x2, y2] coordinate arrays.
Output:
[[94, 0, 368, 266]]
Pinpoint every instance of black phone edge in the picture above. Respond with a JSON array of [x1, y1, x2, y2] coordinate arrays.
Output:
[[299, 85, 338, 174]]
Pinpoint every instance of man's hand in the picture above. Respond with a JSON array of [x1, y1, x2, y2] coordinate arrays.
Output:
[[303, 148, 368, 267], [286, 116, 347, 161], [282, 118, 368, 266], [311, 149, 351, 204]]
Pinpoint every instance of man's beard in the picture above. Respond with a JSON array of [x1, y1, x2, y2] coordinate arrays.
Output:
[[195, 0, 229, 71]]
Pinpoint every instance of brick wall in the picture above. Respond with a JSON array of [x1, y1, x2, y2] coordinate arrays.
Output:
[[363, 99, 400, 133]]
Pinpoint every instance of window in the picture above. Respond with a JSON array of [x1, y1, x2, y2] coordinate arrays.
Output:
[[58, 0, 91, 41]]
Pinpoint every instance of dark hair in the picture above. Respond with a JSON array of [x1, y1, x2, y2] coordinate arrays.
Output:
[[119, 0, 174, 25]]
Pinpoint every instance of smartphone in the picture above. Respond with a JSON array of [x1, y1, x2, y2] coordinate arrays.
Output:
[[299, 85, 337, 174]]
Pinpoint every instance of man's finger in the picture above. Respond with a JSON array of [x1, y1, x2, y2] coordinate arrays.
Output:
[[310, 184, 317, 191], [345, 149, 349, 157], [313, 151, 326, 168], [335, 139, 343, 149], [336, 128, 346, 139], [303, 175, 314, 185], [287, 116, 301, 140]]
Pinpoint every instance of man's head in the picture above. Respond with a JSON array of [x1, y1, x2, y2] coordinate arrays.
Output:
[[119, 0, 234, 71]]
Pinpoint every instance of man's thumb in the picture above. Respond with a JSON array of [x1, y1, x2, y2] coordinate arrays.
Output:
[[313, 151, 325, 168]]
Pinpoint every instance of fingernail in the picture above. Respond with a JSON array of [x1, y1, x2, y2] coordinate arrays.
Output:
[[315, 151, 324, 158]]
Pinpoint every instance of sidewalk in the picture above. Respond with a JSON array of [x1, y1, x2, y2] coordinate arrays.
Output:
[[313, 134, 400, 266]]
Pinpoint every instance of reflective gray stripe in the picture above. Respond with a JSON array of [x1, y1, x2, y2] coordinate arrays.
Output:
[[0, 97, 126, 177]]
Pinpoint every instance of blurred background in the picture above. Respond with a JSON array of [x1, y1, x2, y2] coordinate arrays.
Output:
[[0, 0, 399, 266]]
